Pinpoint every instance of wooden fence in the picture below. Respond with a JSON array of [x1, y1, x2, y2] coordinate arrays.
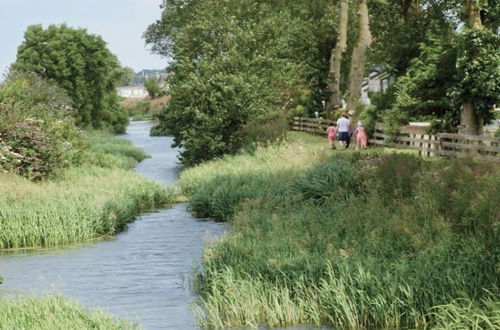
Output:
[[291, 117, 500, 163]]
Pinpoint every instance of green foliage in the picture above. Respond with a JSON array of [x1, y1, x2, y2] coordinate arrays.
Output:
[[114, 66, 135, 86], [292, 159, 361, 204], [0, 131, 174, 249], [180, 136, 499, 328], [390, 34, 458, 127], [369, 0, 457, 75], [145, 0, 336, 164], [81, 130, 148, 169], [144, 78, 162, 99], [150, 124, 171, 136], [13, 24, 128, 133], [450, 28, 500, 123], [0, 71, 85, 180], [0, 296, 137, 329], [366, 153, 423, 202]]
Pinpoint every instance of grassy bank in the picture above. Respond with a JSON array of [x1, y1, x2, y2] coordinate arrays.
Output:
[[180, 132, 500, 328], [0, 130, 175, 250], [0, 296, 137, 329]]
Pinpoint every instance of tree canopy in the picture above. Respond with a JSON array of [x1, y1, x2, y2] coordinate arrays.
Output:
[[145, 0, 499, 163], [145, 0, 337, 164], [13, 24, 128, 133]]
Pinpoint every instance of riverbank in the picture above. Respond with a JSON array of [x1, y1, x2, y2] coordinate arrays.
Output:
[[0, 130, 175, 250], [0, 129, 176, 328], [0, 122, 226, 329], [0, 296, 137, 329], [180, 132, 499, 328]]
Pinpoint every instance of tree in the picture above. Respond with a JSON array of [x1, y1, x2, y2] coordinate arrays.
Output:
[[145, 0, 337, 164], [144, 78, 162, 99], [455, 0, 499, 135], [13, 24, 128, 133], [114, 66, 135, 87], [326, 0, 349, 115], [346, 0, 372, 112]]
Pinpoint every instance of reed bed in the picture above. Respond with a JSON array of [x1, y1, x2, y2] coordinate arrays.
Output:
[[0, 130, 175, 249], [0, 295, 137, 329], [180, 132, 500, 328]]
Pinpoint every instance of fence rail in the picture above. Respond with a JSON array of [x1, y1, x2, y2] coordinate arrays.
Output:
[[291, 117, 500, 162]]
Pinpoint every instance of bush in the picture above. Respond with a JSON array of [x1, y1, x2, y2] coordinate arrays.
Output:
[[0, 71, 85, 180], [150, 124, 171, 136]]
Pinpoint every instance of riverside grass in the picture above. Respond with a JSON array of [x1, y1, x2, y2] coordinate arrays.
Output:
[[0, 295, 137, 329], [179, 132, 500, 329], [0, 130, 175, 249]]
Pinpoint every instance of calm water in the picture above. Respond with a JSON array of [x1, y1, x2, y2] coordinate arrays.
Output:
[[0, 121, 226, 329]]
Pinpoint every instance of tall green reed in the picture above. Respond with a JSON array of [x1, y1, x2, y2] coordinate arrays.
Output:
[[0, 295, 137, 329], [0, 130, 175, 249], [180, 132, 499, 328]]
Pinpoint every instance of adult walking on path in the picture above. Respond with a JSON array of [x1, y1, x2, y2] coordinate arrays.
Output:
[[336, 113, 351, 149]]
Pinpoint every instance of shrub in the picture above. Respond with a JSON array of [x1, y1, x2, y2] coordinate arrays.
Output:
[[0, 71, 85, 180], [150, 124, 171, 136]]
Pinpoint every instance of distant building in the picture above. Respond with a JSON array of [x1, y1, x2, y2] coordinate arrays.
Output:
[[132, 69, 168, 85], [117, 86, 148, 99], [361, 69, 395, 105]]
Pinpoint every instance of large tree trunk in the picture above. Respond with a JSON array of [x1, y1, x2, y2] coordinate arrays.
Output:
[[326, 0, 349, 116], [460, 102, 484, 135], [460, 0, 483, 135], [346, 0, 372, 113]]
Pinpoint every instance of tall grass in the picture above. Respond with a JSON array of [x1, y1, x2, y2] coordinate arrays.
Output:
[[0, 130, 175, 249], [0, 296, 137, 329], [82, 130, 148, 169], [180, 132, 500, 328]]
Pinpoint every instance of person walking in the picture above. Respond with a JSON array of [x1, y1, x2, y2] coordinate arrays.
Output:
[[336, 113, 351, 149], [326, 122, 337, 149], [354, 121, 368, 150]]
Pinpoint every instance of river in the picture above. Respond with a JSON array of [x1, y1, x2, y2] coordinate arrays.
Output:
[[0, 121, 226, 329]]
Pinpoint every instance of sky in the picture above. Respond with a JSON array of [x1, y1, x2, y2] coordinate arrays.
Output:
[[0, 0, 167, 74]]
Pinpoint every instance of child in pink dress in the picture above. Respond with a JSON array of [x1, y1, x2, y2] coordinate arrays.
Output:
[[326, 122, 337, 149], [354, 121, 368, 150]]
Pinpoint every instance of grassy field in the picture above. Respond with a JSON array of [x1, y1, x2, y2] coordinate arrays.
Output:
[[180, 132, 500, 328], [0, 296, 137, 329], [0, 130, 175, 250]]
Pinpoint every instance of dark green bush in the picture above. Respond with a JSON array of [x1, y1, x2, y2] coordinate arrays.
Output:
[[150, 124, 171, 136]]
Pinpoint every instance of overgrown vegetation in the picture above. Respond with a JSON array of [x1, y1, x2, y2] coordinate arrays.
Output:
[[120, 95, 170, 122], [0, 71, 84, 180], [145, 1, 335, 164], [12, 24, 129, 133], [179, 132, 499, 328], [0, 296, 137, 329], [145, 1, 499, 163], [0, 130, 175, 250]]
